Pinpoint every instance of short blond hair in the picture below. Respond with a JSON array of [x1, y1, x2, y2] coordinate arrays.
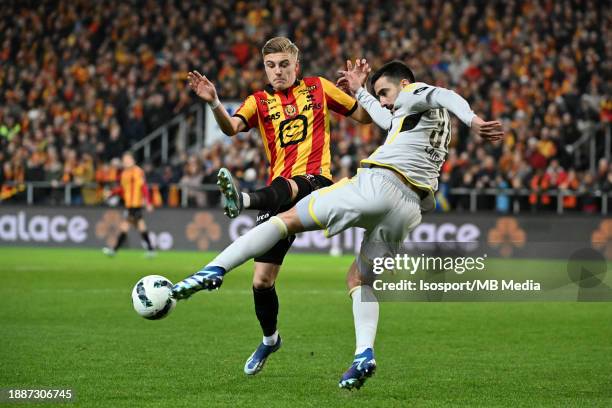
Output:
[[261, 37, 299, 60]]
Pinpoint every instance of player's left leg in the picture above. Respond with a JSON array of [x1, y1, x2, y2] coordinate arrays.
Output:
[[243, 262, 282, 375], [338, 171, 423, 390], [339, 260, 378, 390], [217, 168, 296, 218], [243, 228, 296, 375], [241, 174, 331, 374]]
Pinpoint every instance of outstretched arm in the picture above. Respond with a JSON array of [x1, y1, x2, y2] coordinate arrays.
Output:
[[469, 116, 504, 141], [339, 59, 393, 130], [187, 71, 246, 136], [354, 87, 393, 130], [348, 105, 373, 124], [402, 85, 503, 141]]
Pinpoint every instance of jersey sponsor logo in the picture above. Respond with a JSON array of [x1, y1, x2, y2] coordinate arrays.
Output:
[[279, 115, 308, 147], [302, 102, 322, 111], [259, 98, 276, 105], [263, 111, 281, 122], [424, 146, 447, 164], [297, 87, 318, 96]]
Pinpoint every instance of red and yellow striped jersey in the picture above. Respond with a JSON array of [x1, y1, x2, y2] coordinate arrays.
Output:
[[119, 166, 149, 208], [233, 77, 357, 184]]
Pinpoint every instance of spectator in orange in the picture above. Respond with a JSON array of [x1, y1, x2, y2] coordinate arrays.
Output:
[[559, 169, 580, 211], [529, 168, 552, 210]]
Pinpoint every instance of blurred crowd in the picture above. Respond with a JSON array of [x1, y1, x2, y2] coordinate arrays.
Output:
[[0, 0, 610, 212]]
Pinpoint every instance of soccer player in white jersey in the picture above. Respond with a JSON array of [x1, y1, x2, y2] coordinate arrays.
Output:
[[172, 60, 503, 389]]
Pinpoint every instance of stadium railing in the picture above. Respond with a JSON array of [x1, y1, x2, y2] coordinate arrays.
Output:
[[1, 181, 610, 215], [1, 181, 217, 208], [569, 122, 611, 173], [129, 104, 205, 164], [446, 187, 610, 214]]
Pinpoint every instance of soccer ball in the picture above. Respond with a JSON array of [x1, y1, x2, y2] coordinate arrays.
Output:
[[132, 275, 176, 320]]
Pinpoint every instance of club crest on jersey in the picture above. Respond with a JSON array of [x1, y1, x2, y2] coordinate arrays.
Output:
[[284, 104, 297, 117]]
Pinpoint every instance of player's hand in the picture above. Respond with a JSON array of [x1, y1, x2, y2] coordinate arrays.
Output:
[[187, 71, 218, 103], [336, 76, 353, 96], [146, 203, 154, 213], [470, 116, 504, 142], [338, 59, 371, 94]]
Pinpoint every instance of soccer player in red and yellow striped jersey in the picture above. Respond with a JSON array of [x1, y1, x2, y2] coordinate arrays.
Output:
[[120, 165, 147, 209], [187, 37, 372, 374], [102, 152, 155, 257], [234, 75, 356, 183]]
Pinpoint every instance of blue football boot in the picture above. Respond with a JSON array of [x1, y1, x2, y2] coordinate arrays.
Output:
[[338, 348, 377, 390], [172, 266, 225, 300], [244, 336, 282, 375]]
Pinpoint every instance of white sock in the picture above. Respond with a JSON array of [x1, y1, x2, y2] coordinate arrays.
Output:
[[263, 330, 279, 346], [242, 192, 251, 208], [210, 216, 288, 271], [350, 285, 379, 355]]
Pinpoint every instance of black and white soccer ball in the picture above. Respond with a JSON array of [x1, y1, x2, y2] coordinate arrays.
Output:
[[131, 275, 176, 320]]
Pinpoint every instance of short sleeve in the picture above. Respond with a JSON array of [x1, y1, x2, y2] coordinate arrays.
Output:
[[233, 95, 259, 129], [319, 77, 358, 116]]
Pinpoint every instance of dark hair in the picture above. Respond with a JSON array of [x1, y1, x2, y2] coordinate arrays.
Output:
[[370, 60, 415, 89]]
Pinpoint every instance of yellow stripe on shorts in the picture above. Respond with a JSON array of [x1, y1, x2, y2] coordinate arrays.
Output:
[[307, 177, 352, 236]]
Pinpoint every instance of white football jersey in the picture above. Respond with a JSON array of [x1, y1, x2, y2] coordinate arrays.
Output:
[[356, 82, 475, 211]]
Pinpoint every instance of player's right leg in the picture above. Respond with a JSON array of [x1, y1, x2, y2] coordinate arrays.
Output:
[[171, 215, 293, 299], [103, 219, 130, 256]]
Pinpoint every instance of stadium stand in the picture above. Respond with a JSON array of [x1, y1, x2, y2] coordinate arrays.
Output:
[[0, 0, 609, 212]]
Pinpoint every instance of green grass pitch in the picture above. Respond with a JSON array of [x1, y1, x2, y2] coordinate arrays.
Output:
[[1, 247, 611, 407]]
